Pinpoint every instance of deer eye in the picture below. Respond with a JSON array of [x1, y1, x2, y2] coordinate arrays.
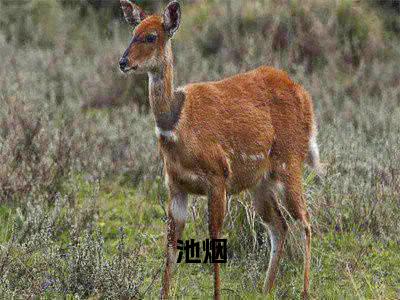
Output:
[[145, 34, 157, 43]]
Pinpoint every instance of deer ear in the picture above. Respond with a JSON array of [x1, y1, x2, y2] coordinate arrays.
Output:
[[163, 1, 181, 37], [120, 0, 146, 28]]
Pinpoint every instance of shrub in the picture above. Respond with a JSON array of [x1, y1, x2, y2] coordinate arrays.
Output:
[[0, 193, 151, 298]]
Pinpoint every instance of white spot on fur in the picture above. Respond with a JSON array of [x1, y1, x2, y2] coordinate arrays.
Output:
[[155, 127, 178, 142], [265, 225, 280, 282], [240, 152, 265, 161], [188, 173, 199, 182], [309, 127, 320, 167], [264, 225, 284, 290], [165, 173, 170, 187], [268, 227, 278, 255], [171, 194, 188, 223], [282, 163, 286, 170], [250, 154, 265, 161], [176, 86, 186, 93], [275, 181, 285, 197]]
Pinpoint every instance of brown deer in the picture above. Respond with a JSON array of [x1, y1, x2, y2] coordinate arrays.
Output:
[[119, 1, 323, 299]]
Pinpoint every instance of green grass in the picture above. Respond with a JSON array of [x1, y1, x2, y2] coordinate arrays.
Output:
[[19, 178, 394, 299], [0, 169, 398, 298]]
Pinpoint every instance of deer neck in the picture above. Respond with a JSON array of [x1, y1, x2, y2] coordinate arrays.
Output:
[[148, 65, 174, 117], [148, 43, 176, 129]]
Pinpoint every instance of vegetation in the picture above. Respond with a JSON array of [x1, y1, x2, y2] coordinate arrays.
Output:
[[0, 0, 399, 298]]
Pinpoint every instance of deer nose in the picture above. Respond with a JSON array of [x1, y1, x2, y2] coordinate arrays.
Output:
[[119, 57, 128, 70]]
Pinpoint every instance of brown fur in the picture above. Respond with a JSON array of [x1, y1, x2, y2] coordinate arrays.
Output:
[[120, 1, 321, 299]]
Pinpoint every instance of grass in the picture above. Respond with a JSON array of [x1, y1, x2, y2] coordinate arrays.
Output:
[[66, 176, 400, 298], [3, 177, 396, 298], [0, 170, 399, 298], [99, 190, 400, 298]]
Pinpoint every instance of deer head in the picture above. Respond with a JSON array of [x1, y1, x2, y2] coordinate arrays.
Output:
[[119, 0, 181, 73]]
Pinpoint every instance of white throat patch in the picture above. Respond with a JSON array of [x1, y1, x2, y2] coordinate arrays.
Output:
[[155, 126, 178, 142]]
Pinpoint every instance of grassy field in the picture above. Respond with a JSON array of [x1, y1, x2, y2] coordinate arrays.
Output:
[[0, 0, 399, 298]]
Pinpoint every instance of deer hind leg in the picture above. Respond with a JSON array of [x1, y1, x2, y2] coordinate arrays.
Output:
[[161, 190, 188, 299], [279, 162, 312, 299], [208, 180, 226, 300], [254, 176, 288, 294]]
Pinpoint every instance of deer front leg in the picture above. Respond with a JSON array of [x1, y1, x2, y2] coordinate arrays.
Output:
[[208, 180, 226, 300], [161, 190, 188, 299]]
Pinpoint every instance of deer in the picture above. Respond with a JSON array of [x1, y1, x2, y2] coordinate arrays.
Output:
[[119, 1, 323, 299]]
